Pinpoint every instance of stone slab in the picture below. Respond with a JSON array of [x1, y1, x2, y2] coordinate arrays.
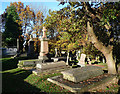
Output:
[[61, 66, 104, 83], [36, 61, 66, 70], [47, 74, 117, 92], [32, 66, 69, 75], [33, 61, 69, 75], [18, 59, 41, 68]]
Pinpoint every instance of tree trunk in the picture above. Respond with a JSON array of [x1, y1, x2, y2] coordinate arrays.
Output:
[[87, 21, 117, 74], [104, 50, 116, 74]]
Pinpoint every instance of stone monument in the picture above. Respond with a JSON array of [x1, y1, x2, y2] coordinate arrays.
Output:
[[18, 27, 68, 73], [38, 27, 49, 62], [61, 66, 104, 83]]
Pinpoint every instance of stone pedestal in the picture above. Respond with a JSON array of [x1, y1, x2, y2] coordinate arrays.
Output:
[[38, 27, 49, 62], [32, 27, 68, 75], [38, 38, 49, 61]]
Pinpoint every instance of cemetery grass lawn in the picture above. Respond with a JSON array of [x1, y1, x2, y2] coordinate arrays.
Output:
[[1, 57, 120, 93], [1, 57, 70, 93]]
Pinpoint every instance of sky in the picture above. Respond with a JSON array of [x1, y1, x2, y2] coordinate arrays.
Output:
[[0, 0, 68, 37], [0, 0, 68, 15]]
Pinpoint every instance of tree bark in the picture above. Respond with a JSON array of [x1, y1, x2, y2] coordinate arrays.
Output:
[[104, 50, 116, 74], [87, 21, 117, 74]]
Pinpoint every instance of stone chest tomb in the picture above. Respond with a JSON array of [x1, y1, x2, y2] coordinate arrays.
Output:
[[61, 66, 104, 83]]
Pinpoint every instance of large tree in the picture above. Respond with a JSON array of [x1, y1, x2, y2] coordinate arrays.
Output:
[[9, 2, 35, 35], [44, 10, 85, 56], [2, 5, 22, 47], [46, 1, 120, 74], [10, 2, 45, 38], [59, 1, 120, 74]]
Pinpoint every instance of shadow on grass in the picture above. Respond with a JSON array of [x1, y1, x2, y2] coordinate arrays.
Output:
[[2, 57, 28, 71], [2, 69, 45, 93], [1, 57, 47, 93]]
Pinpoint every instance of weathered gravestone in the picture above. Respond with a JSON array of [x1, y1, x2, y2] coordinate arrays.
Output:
[[77, 53, 86, 67], [61, 66, 104, 83], [27, 35, 35, 58]]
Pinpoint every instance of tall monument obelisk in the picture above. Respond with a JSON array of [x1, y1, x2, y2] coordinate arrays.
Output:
[[38, 27, 49, 62]]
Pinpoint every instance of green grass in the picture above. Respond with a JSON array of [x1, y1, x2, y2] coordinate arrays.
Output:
[[1, 57, 70, 93], [1, 57, 120, 93]]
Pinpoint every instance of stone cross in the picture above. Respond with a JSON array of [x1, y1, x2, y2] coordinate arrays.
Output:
[[42, 27, 47, 38]]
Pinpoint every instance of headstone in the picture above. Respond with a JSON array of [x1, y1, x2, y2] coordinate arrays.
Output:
[[27, 35, 35, 58], [38, 27, 49, 62], [61, 66, 104, 83], [77, 53, 86, 67]]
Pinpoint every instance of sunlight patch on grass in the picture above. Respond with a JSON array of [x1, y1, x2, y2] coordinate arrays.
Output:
[[0, 57, 11, 61], [24, 73, 69, 92], [14, 70, 26, 75], [1, 68, 23, 73]]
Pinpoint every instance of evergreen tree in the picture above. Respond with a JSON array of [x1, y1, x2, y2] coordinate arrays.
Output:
[[2, 5, 22, 47]]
